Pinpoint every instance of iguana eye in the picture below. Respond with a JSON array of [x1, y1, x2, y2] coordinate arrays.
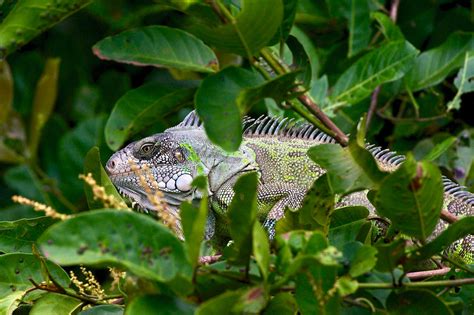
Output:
[[174, 150, 184, 162], [140, 143, 154, 154]]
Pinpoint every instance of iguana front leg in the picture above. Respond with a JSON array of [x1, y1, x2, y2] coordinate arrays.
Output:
[[213, 179, 306, 238], [258, 183, 306, 238]]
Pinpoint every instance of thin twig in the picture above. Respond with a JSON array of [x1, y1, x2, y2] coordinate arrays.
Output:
[[199, 254, 222, 265], [440, 210, 459, 224], [389, 0, 400, 22], [366, 86, 381, 129], [406, 267, 451, 280]]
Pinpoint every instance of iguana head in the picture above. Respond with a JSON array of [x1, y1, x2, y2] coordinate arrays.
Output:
[[105, 131, 200, 212], [106, 111, 257, 215]]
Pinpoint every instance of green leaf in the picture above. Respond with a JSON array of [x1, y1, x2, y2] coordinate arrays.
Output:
[[268, 0, 298, 45], [105, 83, 195, 150], [195, 290, 241, 315], [83, 147, 125, 210], [408, 217, 474, 263], [423, 136, 456, 161], [372, 154, 444, 241], [347, 0, 371, 57], [447, 53, 474, 111], [181, 197, 208, 269], [30, 293, 81, 315], [263, 292, 297, 315], [189, 0, 284, 57], [330, 206, 369, 228], [252, 222, 270, 281], [79, 305, 124, 315], [308, 142, 386, 194], [4, 164, 49, 204], [58, 115, 106, 201], [404, 32, 474, 92], [343, 242, 377, 277], [0, 0, 92, 57], [195, 67, 262, 152], [0, 253, 70, 315], [0, 290, 23, 315], [286, 35, 312, 88], [371, 12, 404, 41], [38, 210, 192, 284], [386, 289, 453, 315], [332, 40, 418, 105], [329, 214, 368, 250], [0, 217, 55, 253], [0, 60, 12, 124], [237, 72, 300, 113], [375, 238, 406, 272], [93, 26, 218, 73], [226, 172, 258, 265], [28, 58, 60, 159], [297, 174, 335, 233], [125, 295, 194, 315], [294, 264, 340, 314]]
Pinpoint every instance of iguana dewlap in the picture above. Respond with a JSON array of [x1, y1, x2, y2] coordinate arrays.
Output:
[[106, 111, 473, 261]]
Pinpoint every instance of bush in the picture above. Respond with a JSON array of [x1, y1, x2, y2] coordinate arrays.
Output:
[[0, 0, 473, 314]]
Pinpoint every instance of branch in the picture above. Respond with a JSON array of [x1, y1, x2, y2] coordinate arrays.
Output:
[[406, 267, 451, 280], [358, 277, 474, 290], [259, 48, 349, 146]]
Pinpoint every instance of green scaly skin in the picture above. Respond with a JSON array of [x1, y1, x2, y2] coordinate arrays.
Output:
[[106, 111, 473, 262]]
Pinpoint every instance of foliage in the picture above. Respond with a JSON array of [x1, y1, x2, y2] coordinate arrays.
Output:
[[0, 0, 473, 313]]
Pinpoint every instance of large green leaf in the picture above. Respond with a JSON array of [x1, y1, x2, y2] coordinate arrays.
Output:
[[386, 290, 452, 315], [372, 154, 444, 241], [28, 58, 60, 159], [297, 174, 335, 233], [0, 217, 55, 253], [308, 142, 386, 194], [195, 67, 263, 152], [343, 242, 377, 277], [408, 217, 474, 263], [447, 53, 474, 111], [93, 26, 218, 73], [189, 0, 283, 57], [252, 222, 270, 281], [346, 0, 371, 57], [226, 172, 259, 265], [38, 210, 192, 284], [0, 253, 70, 315], [58, 115, 106, 201], [0, 60, 13, 124], [237, 72, 300, 113], [404, 32, 474, 92], [105, 83, 195, 150], [0, 0, 92, 57], [181, 197, 208, 269], [30, 293, 81, 315], [332, 40, 418, 105]]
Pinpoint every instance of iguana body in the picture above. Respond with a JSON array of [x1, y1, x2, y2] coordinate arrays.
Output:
[[106, 111, 473, 261]]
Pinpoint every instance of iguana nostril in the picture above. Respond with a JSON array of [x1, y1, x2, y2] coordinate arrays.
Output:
[[106, 159, 116, 173]]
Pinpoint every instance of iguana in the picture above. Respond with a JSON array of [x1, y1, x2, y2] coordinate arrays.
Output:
[[105, 110, 473, 261]]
